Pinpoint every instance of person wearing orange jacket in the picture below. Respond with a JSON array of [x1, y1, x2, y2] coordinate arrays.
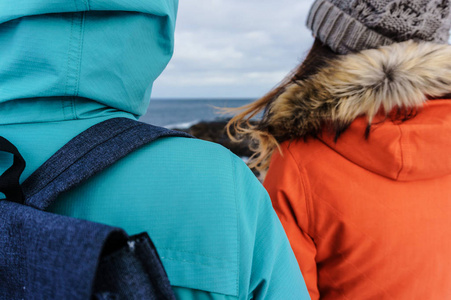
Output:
[[227, 0, 451, 299]]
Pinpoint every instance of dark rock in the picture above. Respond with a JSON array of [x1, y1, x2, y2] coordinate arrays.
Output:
[[173, 119, 261, 177], [173, 119, 254, 158]]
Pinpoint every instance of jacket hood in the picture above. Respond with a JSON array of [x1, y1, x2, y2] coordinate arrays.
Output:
[[0, 0, 178, 117], [268, 41, 451, 181]]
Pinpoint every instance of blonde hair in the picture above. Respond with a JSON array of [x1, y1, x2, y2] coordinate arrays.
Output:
[[225, 39, 337, 173]]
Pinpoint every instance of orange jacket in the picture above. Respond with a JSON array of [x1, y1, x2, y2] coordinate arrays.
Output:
[[264, 99, 451, 299]]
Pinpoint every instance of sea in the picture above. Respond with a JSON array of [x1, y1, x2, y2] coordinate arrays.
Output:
[[139, 98, 256, 128]]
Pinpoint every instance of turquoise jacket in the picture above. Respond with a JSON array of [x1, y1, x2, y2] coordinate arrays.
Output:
[[0, 1, 309, 299]]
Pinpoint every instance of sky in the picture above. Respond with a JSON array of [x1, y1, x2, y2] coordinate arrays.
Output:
[[151, 0, 316, 99]]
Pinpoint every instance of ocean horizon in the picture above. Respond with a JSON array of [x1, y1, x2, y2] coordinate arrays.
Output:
[[140, 98, 256, 128]]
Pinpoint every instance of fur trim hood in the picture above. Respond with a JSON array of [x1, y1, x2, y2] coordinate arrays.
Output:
[[266, 41, 451, 140]]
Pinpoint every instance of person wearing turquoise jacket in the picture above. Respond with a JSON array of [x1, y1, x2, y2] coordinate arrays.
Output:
[[0, 1, 309, 299]]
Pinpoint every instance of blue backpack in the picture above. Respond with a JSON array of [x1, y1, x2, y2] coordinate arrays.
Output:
[[0, 118, 191, 299]]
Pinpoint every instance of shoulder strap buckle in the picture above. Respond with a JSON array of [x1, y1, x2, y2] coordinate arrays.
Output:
[[0, 137, 25, 204]]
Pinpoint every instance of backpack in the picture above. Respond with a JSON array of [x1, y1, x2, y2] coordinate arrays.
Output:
[[0, 117, 192, 299]]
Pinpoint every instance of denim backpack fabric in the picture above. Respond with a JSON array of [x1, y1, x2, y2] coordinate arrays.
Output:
[[0, 118, 191, 299]]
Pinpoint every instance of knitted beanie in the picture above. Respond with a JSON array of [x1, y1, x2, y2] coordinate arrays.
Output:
[[306, 0, 451, 54]]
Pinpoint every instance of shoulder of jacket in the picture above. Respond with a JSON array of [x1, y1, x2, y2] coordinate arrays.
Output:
[[280, 138, 333, 169]]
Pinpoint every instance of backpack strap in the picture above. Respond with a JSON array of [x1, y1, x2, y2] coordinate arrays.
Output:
[[22, 117, 192, 210], [0, 118, 189, 299]]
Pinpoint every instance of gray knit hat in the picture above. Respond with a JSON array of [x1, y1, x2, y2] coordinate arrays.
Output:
[[307, 0, 451, 54]]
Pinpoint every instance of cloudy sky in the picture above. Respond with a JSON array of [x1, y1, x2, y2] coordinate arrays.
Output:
[[151, 0, 315, 99]]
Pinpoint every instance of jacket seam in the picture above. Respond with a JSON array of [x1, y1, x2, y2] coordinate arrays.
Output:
[[70, 97, 77, 120], [73, 12, 86, 119], [159, 256, 223, 268], [157, 248, 234, 263], [64, 12, 83, 97], [284, 145, 315, 237], [395, 124, 404, 180], [73, 0, 80, 11], [83, 0, 90, 10], [61, 98, 76, 120], [312, 192, 393, 298], [230, 152, 240, 297], [74, 12, 85, 97], [64, 14, 75, 97], [61, 99, 67, 120]]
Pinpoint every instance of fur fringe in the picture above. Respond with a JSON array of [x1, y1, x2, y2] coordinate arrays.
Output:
[[269, 41, 451, 140], [231, 41, 451, 173]]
